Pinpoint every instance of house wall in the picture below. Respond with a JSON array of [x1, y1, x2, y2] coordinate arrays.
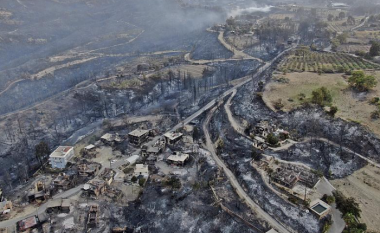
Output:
[[50, 149, 74, 169]]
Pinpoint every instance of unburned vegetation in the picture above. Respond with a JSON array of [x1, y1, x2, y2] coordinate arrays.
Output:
[[263, 71, 380, 136], [278, 48, 380, 73]]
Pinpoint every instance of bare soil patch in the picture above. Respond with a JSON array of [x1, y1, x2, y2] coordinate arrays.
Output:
[[331, 165, 380, 232], [263, 72, 380, 136]]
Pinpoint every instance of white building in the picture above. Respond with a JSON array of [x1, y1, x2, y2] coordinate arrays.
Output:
[[125, 155, 140, 166], [49, 146, 74, 169]]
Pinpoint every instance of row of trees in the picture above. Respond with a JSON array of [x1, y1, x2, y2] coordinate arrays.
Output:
[[334, 191, 367, 233]]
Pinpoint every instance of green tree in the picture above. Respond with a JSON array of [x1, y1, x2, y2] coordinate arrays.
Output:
[[139, 178, 146, 187], [328, 14, 334, 21], [339, 12, 346, 19], [311, 87, 332, 106], [334, 191, 362, 218], [331, 38, 340, 52], [35, 141, 50, 167], [266, 133, 279, 145], [326, 195, 336, 204], [348, 70, 377, 91], [328, 106, 338, 117], [337, 33, 348, 44], [131, 176, 138, 183], [369, 41, 380, 57]]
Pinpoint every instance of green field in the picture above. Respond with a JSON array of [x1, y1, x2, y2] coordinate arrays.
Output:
[[279, 50, 380, 73]]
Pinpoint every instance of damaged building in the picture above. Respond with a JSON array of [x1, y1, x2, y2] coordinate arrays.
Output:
[[27, 181, 49, 203], [141, 137, 166, 157], [128, 129, 150, 146], [167, 152, 190, 166], [87, 205, 99, 227], [52, 171, 78, 190], [78, 160, 101, 177], [164, 132, 183, 145], [271, 164, 320, 189], [82, 179, 107, 198], [46, 198, 71, 214], [101, 133, 123, 146], [254, 121, 277, 138], [100, 168, 115, 185], [0, 199, 12, 217]]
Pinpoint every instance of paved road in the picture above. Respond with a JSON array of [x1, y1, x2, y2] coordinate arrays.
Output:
[[0, 184, 84, 230], [224, 89, 245, 134], [172, 44, 296, 133], [315, 178, 345, 233], [0, 37, 294, 232], [203, 106, 293, 233], [350, 16, 368, 32]]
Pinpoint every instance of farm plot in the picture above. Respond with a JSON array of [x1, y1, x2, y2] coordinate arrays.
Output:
[[279, 51, 380, 73], [263, 71, 380, 136], [326, 17, 364, 33]]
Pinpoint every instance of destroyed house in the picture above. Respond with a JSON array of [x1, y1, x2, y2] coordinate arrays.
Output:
[[298, 170, 319, 188], [49, 146, 74, 169], [87, 205, 99, 227], [167, 152, 189, 166], [128, 129, 149, 145], [272, 168, 300, 189], [164, 132, 183, 145], [142, 146, 162, 157], [78, 162, 100, 177], [84, 144, 96, 152], [83, 179, 106, 197], [27, 181, 48, 203], [101, 133, 123, 145], [0, 199, 12, 215], [101, 168, 115, 185], [18, 216, 40, 232], [46, 198, 71, 214], [253, 136, 267, 150], [53, 172, 77, 190], [254, 121, 276, 138]]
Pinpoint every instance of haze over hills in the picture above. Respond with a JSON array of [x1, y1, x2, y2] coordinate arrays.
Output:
[[0, 0, 226, 114], [1, 1, 380, 233]]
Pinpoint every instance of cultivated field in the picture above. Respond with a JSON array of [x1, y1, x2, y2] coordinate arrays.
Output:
[[326, 17, 364, 33], [268, 13, 295, 20], [336, 44, 371, 53], [263, 72, 380, 136], [331, 165, 380, 232], [352, 30, 380, 40], [279, 51, 380, 73], [225, 34, 259, 50]]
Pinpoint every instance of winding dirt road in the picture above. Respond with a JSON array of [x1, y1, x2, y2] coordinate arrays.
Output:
[[203, 105, 293, 233]]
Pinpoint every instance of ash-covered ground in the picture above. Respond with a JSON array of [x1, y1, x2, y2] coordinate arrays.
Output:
[[268, 141, 367, 179], [231, 75, 380, 167], [191, 32, 234, 60], [208, 107, 322, 233], [112, 151, 267, 233]]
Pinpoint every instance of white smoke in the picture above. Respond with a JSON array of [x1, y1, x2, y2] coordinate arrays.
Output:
[[228, 5, 273, 18]]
